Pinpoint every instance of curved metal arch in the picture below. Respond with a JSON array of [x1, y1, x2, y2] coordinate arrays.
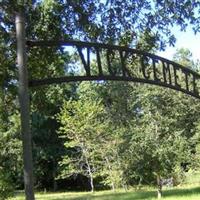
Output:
[[27, 40, 200, 99]]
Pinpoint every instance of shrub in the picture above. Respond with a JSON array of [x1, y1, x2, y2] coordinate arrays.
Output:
[[0, 169, 14, 200]]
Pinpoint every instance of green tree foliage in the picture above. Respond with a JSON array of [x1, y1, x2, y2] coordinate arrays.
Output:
[[57, 48, 200, 196], [57, 82, 130, 191], [125, 87, 194, 197], [1, 0, 200, 194], [1, 0, 200, 45], [57, 98, 107, 192], [0, 168, 14, 200]]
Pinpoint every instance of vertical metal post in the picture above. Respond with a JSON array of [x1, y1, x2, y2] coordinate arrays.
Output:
[[15, 8, 35, 200]]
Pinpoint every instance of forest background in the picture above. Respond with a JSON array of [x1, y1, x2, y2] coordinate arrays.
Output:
[[1, 0, 200, 199]]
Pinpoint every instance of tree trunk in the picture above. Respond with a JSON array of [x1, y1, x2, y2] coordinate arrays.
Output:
[[137, 176, 142, 190], [157, 174, 162, 199], [83, 148, 94, 192], [111, 182, 115, 191], [121, 179, 128, 191], [89, 172, 94, 193], [105, 157, 115, 191], [87, 162, 94, 192], [53, 176, 58, 192], [52, 160, 57, 192]]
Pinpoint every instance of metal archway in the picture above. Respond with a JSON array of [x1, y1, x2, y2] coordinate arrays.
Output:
[[16, 10, 200, 200], [27, 40, 200, 99]]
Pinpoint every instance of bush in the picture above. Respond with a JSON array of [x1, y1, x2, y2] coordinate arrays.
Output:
[[172, 166, 186, 186], [0, 169, 14, 200]]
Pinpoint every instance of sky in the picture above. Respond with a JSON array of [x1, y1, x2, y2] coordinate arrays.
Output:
[[157, 26, 200, 62]]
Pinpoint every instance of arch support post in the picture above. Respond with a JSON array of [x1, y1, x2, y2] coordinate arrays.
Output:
[[15, 7, 35, 200]]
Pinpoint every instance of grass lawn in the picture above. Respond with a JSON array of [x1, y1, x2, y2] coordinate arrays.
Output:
[[10, 185, 200, 200]]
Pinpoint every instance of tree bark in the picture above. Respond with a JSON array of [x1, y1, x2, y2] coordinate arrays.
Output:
[[52, 160, 58, 192], [157, 174, 162, 199], [86, 158, 94, 192], [82, 145, 94, 192], [105, 157, 115, 191]]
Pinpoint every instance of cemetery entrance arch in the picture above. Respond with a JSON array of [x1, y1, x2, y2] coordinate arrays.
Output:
[[16, 11, 200, 200]]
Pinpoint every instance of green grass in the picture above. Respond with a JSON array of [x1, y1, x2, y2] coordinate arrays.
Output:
[[183, 171, 200, 186], [10, 185, 200, 200]]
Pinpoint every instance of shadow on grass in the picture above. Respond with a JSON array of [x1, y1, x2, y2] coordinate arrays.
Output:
[[36, 190, 157, 200], [59, 187, 200, 200], [164, 186, 200, 198], [18, 186, 200, 200]]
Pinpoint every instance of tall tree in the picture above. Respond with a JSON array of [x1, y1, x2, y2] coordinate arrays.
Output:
[[57, 97, 107, 192]]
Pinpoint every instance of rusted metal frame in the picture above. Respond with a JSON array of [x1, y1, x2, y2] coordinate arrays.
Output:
[[29, 75, 200, 99], [26, 40, 200, 78]]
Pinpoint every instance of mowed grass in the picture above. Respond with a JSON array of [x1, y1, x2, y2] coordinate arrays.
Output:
[[10, 185, 200, 200]]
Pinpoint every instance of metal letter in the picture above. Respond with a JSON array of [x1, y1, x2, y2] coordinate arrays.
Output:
[[162, 61, 172, 84], [106, 49, 116, 76], [192, 73, 199, 96], [140, 55, 150, 79], [119, 50, 131, 77], [152, 58, 160, 82], [77, 47, 91, 76], [173, 65, 181, 88], [181, 69, 190, 91], [95, 47, 103, 76]]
